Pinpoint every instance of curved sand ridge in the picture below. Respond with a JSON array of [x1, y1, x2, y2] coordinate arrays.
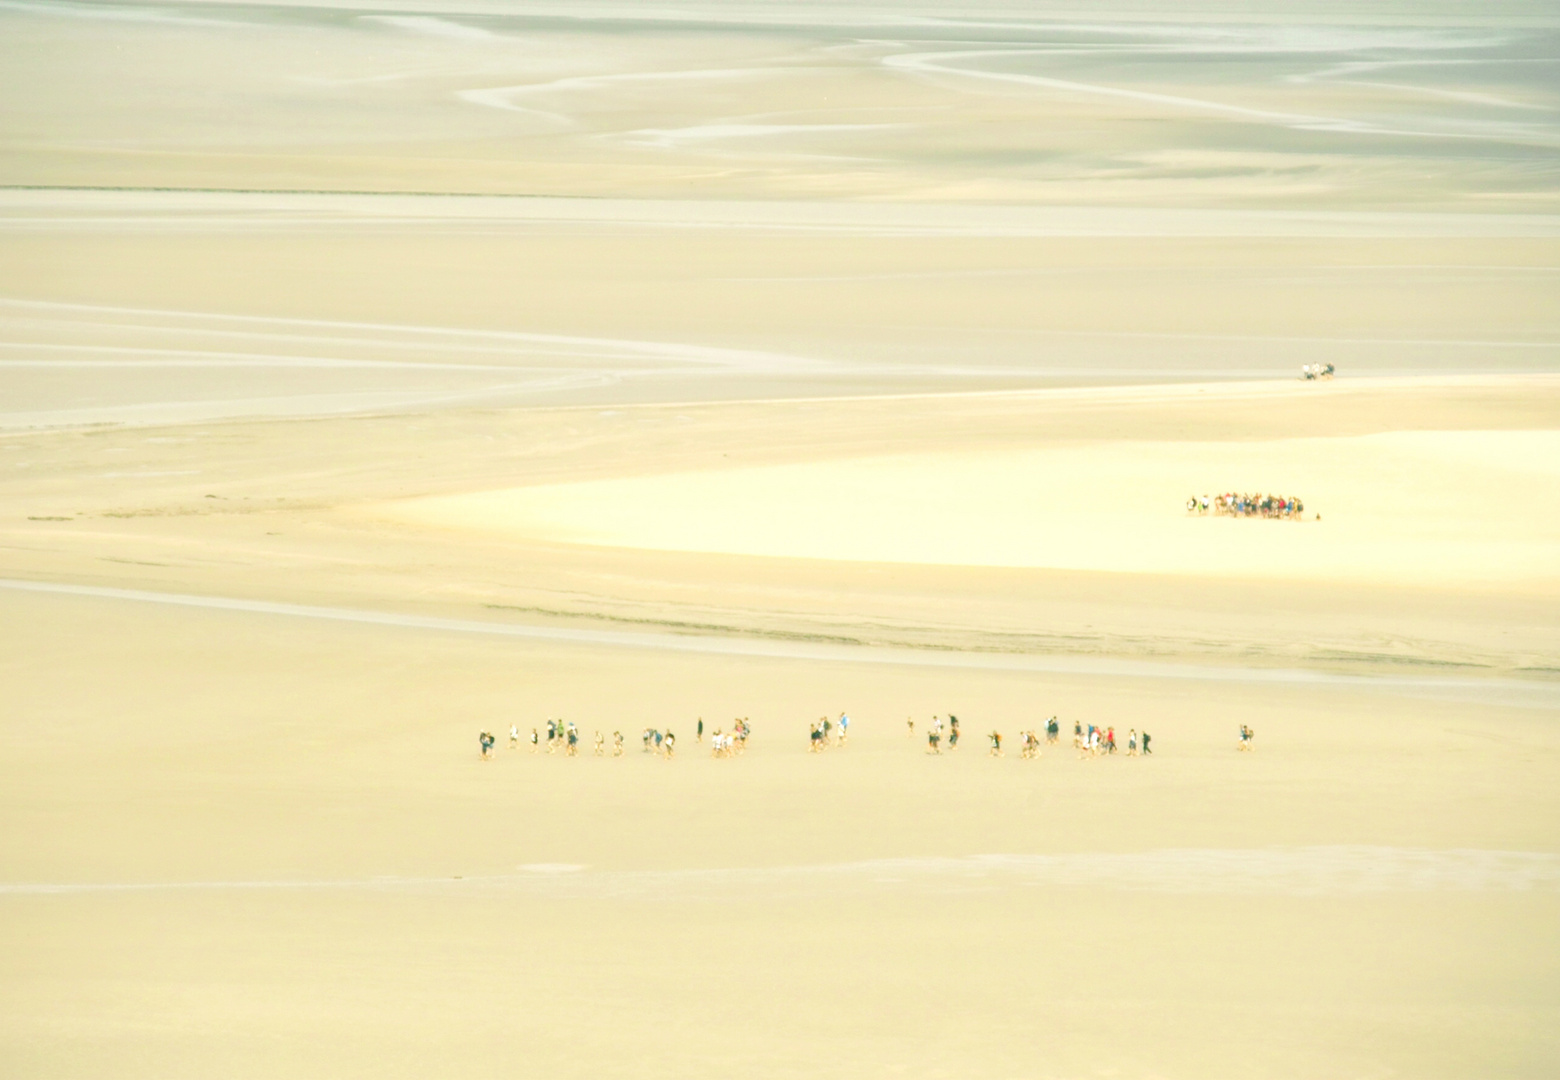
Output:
[[382, 423, 1560, 589]]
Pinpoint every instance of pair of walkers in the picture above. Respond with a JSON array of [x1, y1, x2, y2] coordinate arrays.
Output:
[[923, 714, 958, 754]]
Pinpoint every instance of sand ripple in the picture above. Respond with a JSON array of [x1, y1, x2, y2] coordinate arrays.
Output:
[[6, 848, 1556, 899]]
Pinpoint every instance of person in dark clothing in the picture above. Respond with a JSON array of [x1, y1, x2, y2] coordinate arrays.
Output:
[[1141, 731, 1152, 754]]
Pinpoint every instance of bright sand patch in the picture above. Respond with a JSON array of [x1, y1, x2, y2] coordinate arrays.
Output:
[[382, 427, 1560, 589]]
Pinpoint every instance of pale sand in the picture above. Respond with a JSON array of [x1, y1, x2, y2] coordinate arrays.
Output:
[[4, 376, 1558, 1078], [381, 419, 1560, 588], [2, 584, 1558, 1079], [4, 201, 1556, 427], [2, 2, 1559, 1077]]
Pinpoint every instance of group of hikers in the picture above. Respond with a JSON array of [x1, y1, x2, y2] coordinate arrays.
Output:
[[479, 717, 759, 760], [1301, 363, 1336, 380], [911, 717, 1035, 758], [709, 717, 752, 757], [640, 720, 752, 758], [485, 719, 626, 758], [479, 714, 1252, 760], [1071, 720, 1151, 757], [908, 715, 1155, 758], [640, 727, 677, 757], [1186, 492, 1306, 519], [913, 714, 958, 752], [809, 713, 850, 751]]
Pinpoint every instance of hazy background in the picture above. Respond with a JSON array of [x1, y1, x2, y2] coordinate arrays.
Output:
[[3, 0, 1559, 423]]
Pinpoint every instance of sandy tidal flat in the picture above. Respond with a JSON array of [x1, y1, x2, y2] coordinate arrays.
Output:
[[2, 2, 1559, 1078], [382, 420, 1560, 587]]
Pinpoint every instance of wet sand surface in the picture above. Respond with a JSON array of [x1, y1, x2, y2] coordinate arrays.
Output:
[[2, 2, 1558, 1078]]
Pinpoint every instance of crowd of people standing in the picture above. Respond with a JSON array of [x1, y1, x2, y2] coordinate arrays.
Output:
[[1187, 492, 1307, 518]]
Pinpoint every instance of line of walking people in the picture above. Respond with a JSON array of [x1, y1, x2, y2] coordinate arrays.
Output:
[[903, 714, 1153, 759]]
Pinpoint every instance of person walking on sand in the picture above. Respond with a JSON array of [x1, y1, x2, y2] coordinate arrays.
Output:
[[838, 712, 850, 745], [928, 724, 941, 754], [594, 731, 605, 756], [948, 715, 960, 750], [697, 717, 704, 743], [988, 730, 1003, 757], [566, 722, 579, 756], [907, 717, 915, 737], [479, 731, 495, 760], [663, 730, 676, 759], [1106, 727, 1117, 754], [1128, 728, 1138, 756], [612, 730, 624, 757], [509, 724, 519, 750], [529, 727, 539, 753], [1141, 731, 1152, 755]]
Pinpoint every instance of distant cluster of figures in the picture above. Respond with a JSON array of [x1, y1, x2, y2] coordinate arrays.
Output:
[[1073, 721, 1151, 757], [478, 716, 758, 760], [914, 714, 959, 752], [710, 718, 751, 757], [494, 719, 623, 757], [479, 716, 1253, 761], [1187, 492, 1306, 519], [1301, 363, 1335, 380], [809, 713, 850, 751], [911, 715, 1070, 757], [649, 718, 753, 758], [641, 727, 677, 758]]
